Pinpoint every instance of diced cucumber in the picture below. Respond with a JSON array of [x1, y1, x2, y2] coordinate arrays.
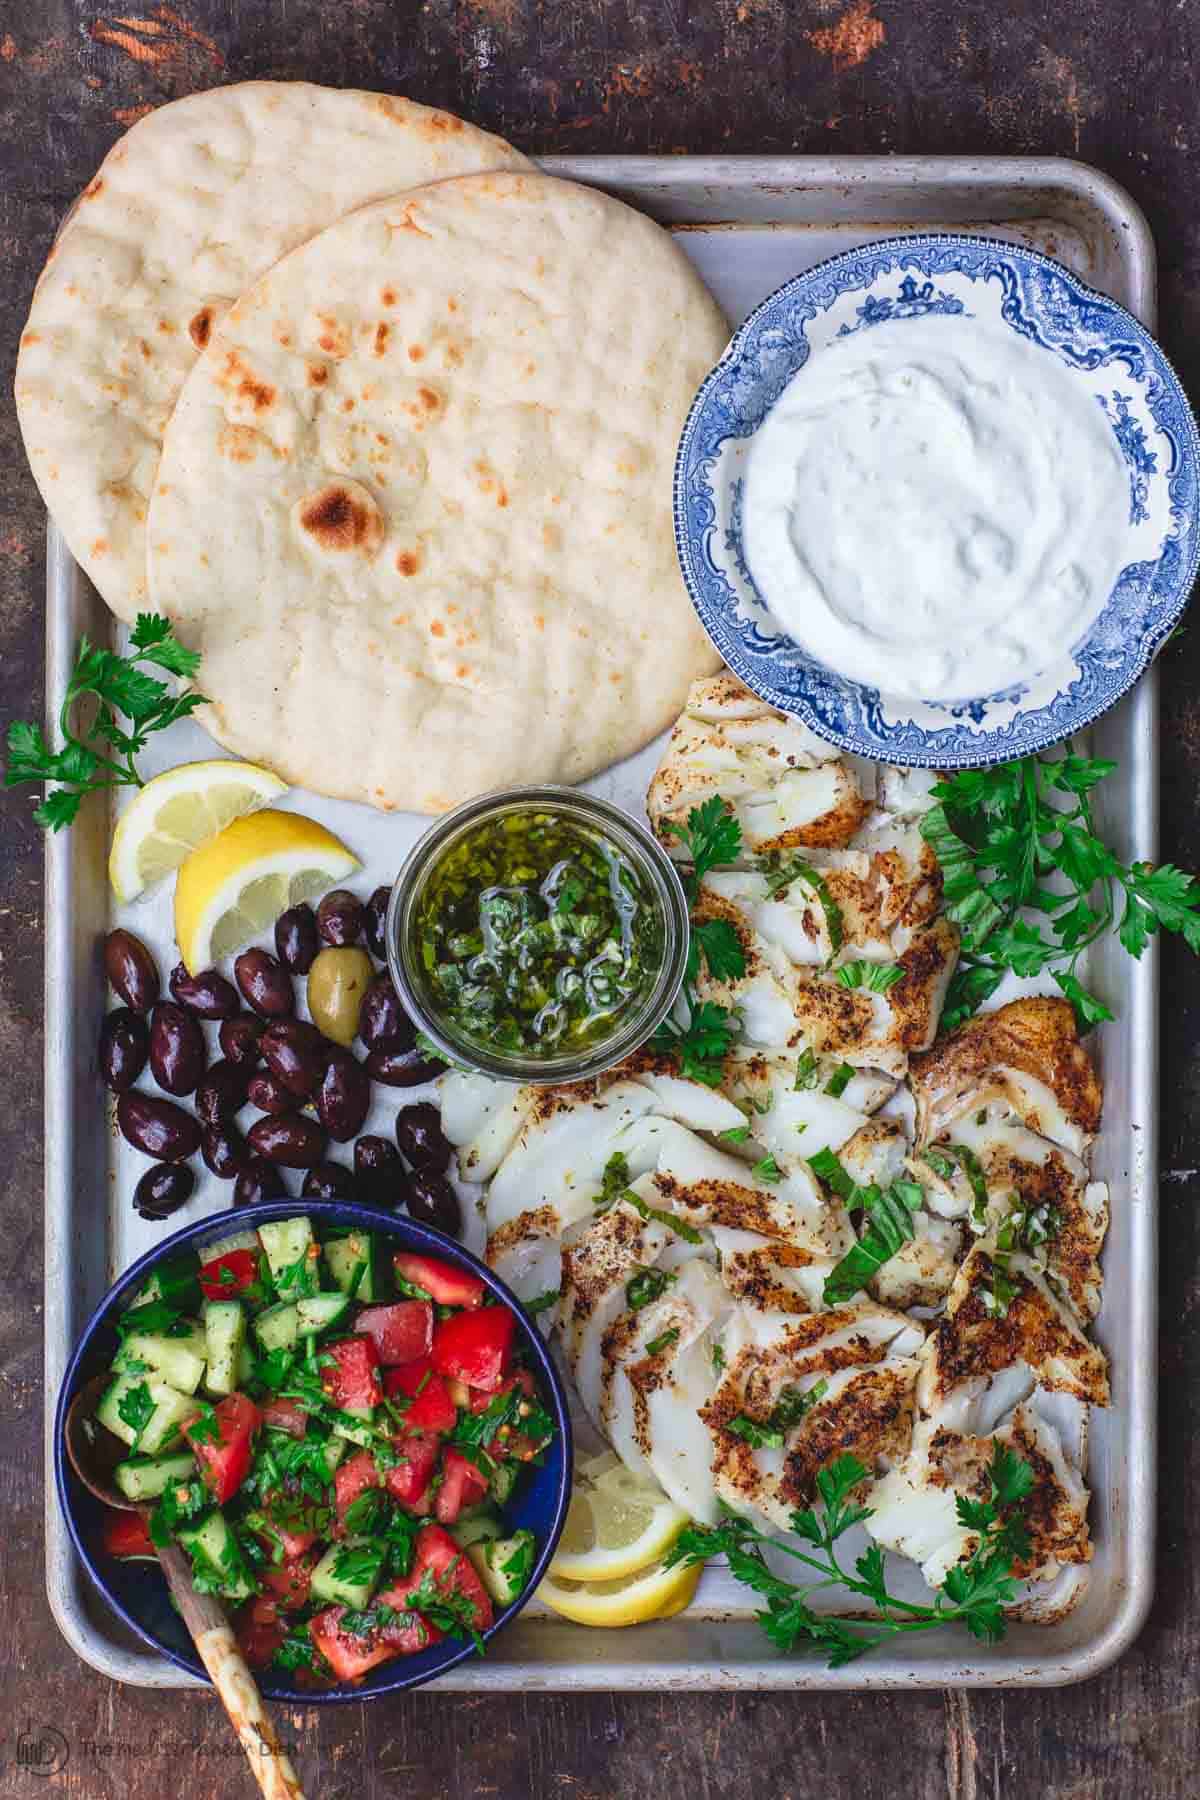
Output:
[[128, 1253, 201, 1314], [331, 1410, 376, 1449], [449, 1509, 504, 1550], [252, 1301, 300, 1352], [487, 1459, 521, 1508], [202, 1229, 261, 1265], [319, 1434, 348, 1477], [113, 1450, 196, 1503], [295, 1292, 352, 1335], [236, 1343, 255, 1386], [176, 1508, 257, 1602], [324, 1232, 380, 1301], [203, 1301, 246, 1396], [258, 1217, 314, 1282], [309, 1541, 386, 1611], [96, 1374, 195, 1454], [119, 1323, 208, 1395], [466, 1529, 537, 1607], [139, 1386, 199, 1455]]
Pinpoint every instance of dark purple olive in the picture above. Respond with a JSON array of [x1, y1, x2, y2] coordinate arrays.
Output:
[[104, 929, 160, 1013], [315, 1047, 371, 1142], [363, 885, 391, 960], [303, 1162, 359, 1202], [317, 888, 364, 947], [358, 972, 416, 1054], [234, 948, 295, 1019], [169, 961, 240, 1019], [234, 1156, 288, 1207], [354, 1134, 403, 1204], [201, 1120, 248, 1180], [404, 1169, 462, 1237], [275, 904, 320, 974], [395, 1102, 452, 1174], [366, 1046, 443, 1088], [148, 1001, 207, 1097], [247, 1070, 293, 1115], [247, 1112, 326, 1168], [219, 1013, 266, 1067], [100, 1008, 149, 1093], [132, 1162, 195, 1220], [195, 1060, 250, 1127], [260, 1017, 325, 1099], [117, 1090, 201, 1162]]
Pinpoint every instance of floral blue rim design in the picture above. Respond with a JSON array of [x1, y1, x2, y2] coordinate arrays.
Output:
[[673, 233, 1200, 767]]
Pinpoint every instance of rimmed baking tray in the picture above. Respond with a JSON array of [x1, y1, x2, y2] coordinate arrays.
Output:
[[43, 154, 1158, 1689]]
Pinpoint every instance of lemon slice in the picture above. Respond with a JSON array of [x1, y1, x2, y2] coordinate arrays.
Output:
[[175, 809, 359, 972], [109, 759, 288, 902], [550, 1453, 691, 1583], [537, 1554, 701, 1627]]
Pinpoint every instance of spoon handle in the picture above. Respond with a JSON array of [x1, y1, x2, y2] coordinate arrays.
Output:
[[156, 1538, 306, 1800]]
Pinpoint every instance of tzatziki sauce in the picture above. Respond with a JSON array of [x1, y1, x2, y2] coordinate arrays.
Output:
[[741, 313, 1130, 702]]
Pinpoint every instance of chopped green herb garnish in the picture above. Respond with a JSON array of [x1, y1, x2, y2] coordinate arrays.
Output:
[[645, 1327, 681, 1357], [626, 1267, 677, 1311], [832, 960, 905, 993], [824, 1062, 855, 1099]]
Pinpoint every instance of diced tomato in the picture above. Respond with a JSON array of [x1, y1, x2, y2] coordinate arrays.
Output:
[[383, 1433, 440, 1510], [356, 1300, 433, 1365], [376, 1607, 444, 1655], [101, 1508, 155, 1560], [468, 1370, 548, 1461], [319, 1336, 382, 1412], [261, 1397, 309, 1438], [383, 1358, 457, 1434], [184, 1392, 261, 1504], [431, 1305, 517, 1391], [237, 1596, 287, 1670], [198, 1247, 260, 1301], [260, 1517, 319, 1560], [309, 1607, 400, 1684], [394, 1252, 486, 1310], [467, 1368, 535, 1413], [386, 1522, 494, 1633], [435, 1447, 489, 1525], [333, 1449, 382, 1526], [260, 1550, 317, 1611]]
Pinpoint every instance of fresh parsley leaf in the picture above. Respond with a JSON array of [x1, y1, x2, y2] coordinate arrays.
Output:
[[764, 857, 844, 951], [727, 1412, 785, 1449], [525, 1289, 560, 1317], [711, 1341, 726, 1374], [645, 1327, 680, 1357], [727, 1380, 828, 1447], [651, 998, 739, 1086], [689, 917, 747, 983], [116, 1382, 156, 1445], [184, 1400, 221, 1447], [342, 1489, 386, 1536], [663, 796, 744, 887], [625, 1266, 676, 1311]]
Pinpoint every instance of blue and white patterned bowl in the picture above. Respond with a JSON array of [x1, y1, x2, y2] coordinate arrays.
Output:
[[674, 234, 1200, 766]]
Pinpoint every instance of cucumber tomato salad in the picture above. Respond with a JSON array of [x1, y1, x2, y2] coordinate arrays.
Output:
[[94, 1214, 557, 1685]]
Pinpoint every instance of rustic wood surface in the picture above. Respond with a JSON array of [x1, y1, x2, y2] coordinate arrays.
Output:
[[1, 3, 1198, 1796]]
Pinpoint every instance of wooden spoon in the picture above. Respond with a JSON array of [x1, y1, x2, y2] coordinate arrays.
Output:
[[65, 1375, 306, 1800]]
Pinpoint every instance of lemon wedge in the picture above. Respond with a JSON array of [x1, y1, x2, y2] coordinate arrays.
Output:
[[109, 759, 288, 902], [537, 1554, 701, 1627], [550, 1452, 691, 1583], [175, 809, 359, 972]]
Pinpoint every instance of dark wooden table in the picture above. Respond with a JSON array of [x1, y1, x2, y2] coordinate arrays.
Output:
[[2, 4, 1198, 1796]]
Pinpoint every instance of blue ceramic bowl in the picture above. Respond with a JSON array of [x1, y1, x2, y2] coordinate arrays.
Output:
[[54, 1200, 572, 1702], [674, 233, 1200, 767]]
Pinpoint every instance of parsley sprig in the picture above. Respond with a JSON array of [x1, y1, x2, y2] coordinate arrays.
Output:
[[5, 614, 205, 831], [652, 798, 748, 1084], [665, 1446, 1034, 1666]]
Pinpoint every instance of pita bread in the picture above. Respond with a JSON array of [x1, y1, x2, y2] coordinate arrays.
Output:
[[147, 170, 727, 813], [15, 82, 527, 620]]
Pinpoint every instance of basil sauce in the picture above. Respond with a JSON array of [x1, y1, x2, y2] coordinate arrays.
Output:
[[416, 812, 663, 1057]]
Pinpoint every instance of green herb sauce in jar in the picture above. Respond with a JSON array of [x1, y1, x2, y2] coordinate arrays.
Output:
[[414, 811, 665, 1057]]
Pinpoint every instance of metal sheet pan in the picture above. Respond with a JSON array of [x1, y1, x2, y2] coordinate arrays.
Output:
[[43, 154, 1158, 1690]]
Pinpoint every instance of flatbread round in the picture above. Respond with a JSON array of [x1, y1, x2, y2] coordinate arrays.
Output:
[[147, 170, 728, 814], [15, 82, 527, 620]]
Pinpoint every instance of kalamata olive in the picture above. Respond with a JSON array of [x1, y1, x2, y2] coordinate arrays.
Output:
[[316, 1047, 371, 1142], [395, 1102, 452, 1174], [148, 1001, 207, 1097], [104, 929, 160, 1013], [366, 1046, 443, 1087], [234, 948, 295, 1019], [260, 1017, 325, 1098], [303, 1162, 359, 1202], [234, 1156, 288, 1208], [247, 1112, 326, 1168], [358, 972, 416, 1054], [132, 1162, 195, 1220], [404, 1169, 462, 1237], [354, 1134, 403, 1204], [247, 1071, 293, 1115], [195, 1060, 250, 1127], [201, 1120, 248, 1180], [307, 947, 373, 1047], [169, 961, 240, 1019], [219, 1013, 266, 1067], [275, 904, 320, 974], [117, 1090, 201, 1162], [317, 888, 364, 947], [100, 1008, 148, 1093], [364, 885, 392, 960]]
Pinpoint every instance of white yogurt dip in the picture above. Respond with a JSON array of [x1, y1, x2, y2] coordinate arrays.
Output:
[[741, 313, 1130, 702]]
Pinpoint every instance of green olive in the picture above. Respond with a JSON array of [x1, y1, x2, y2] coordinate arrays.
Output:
[[307, 946, 374, 1048]]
